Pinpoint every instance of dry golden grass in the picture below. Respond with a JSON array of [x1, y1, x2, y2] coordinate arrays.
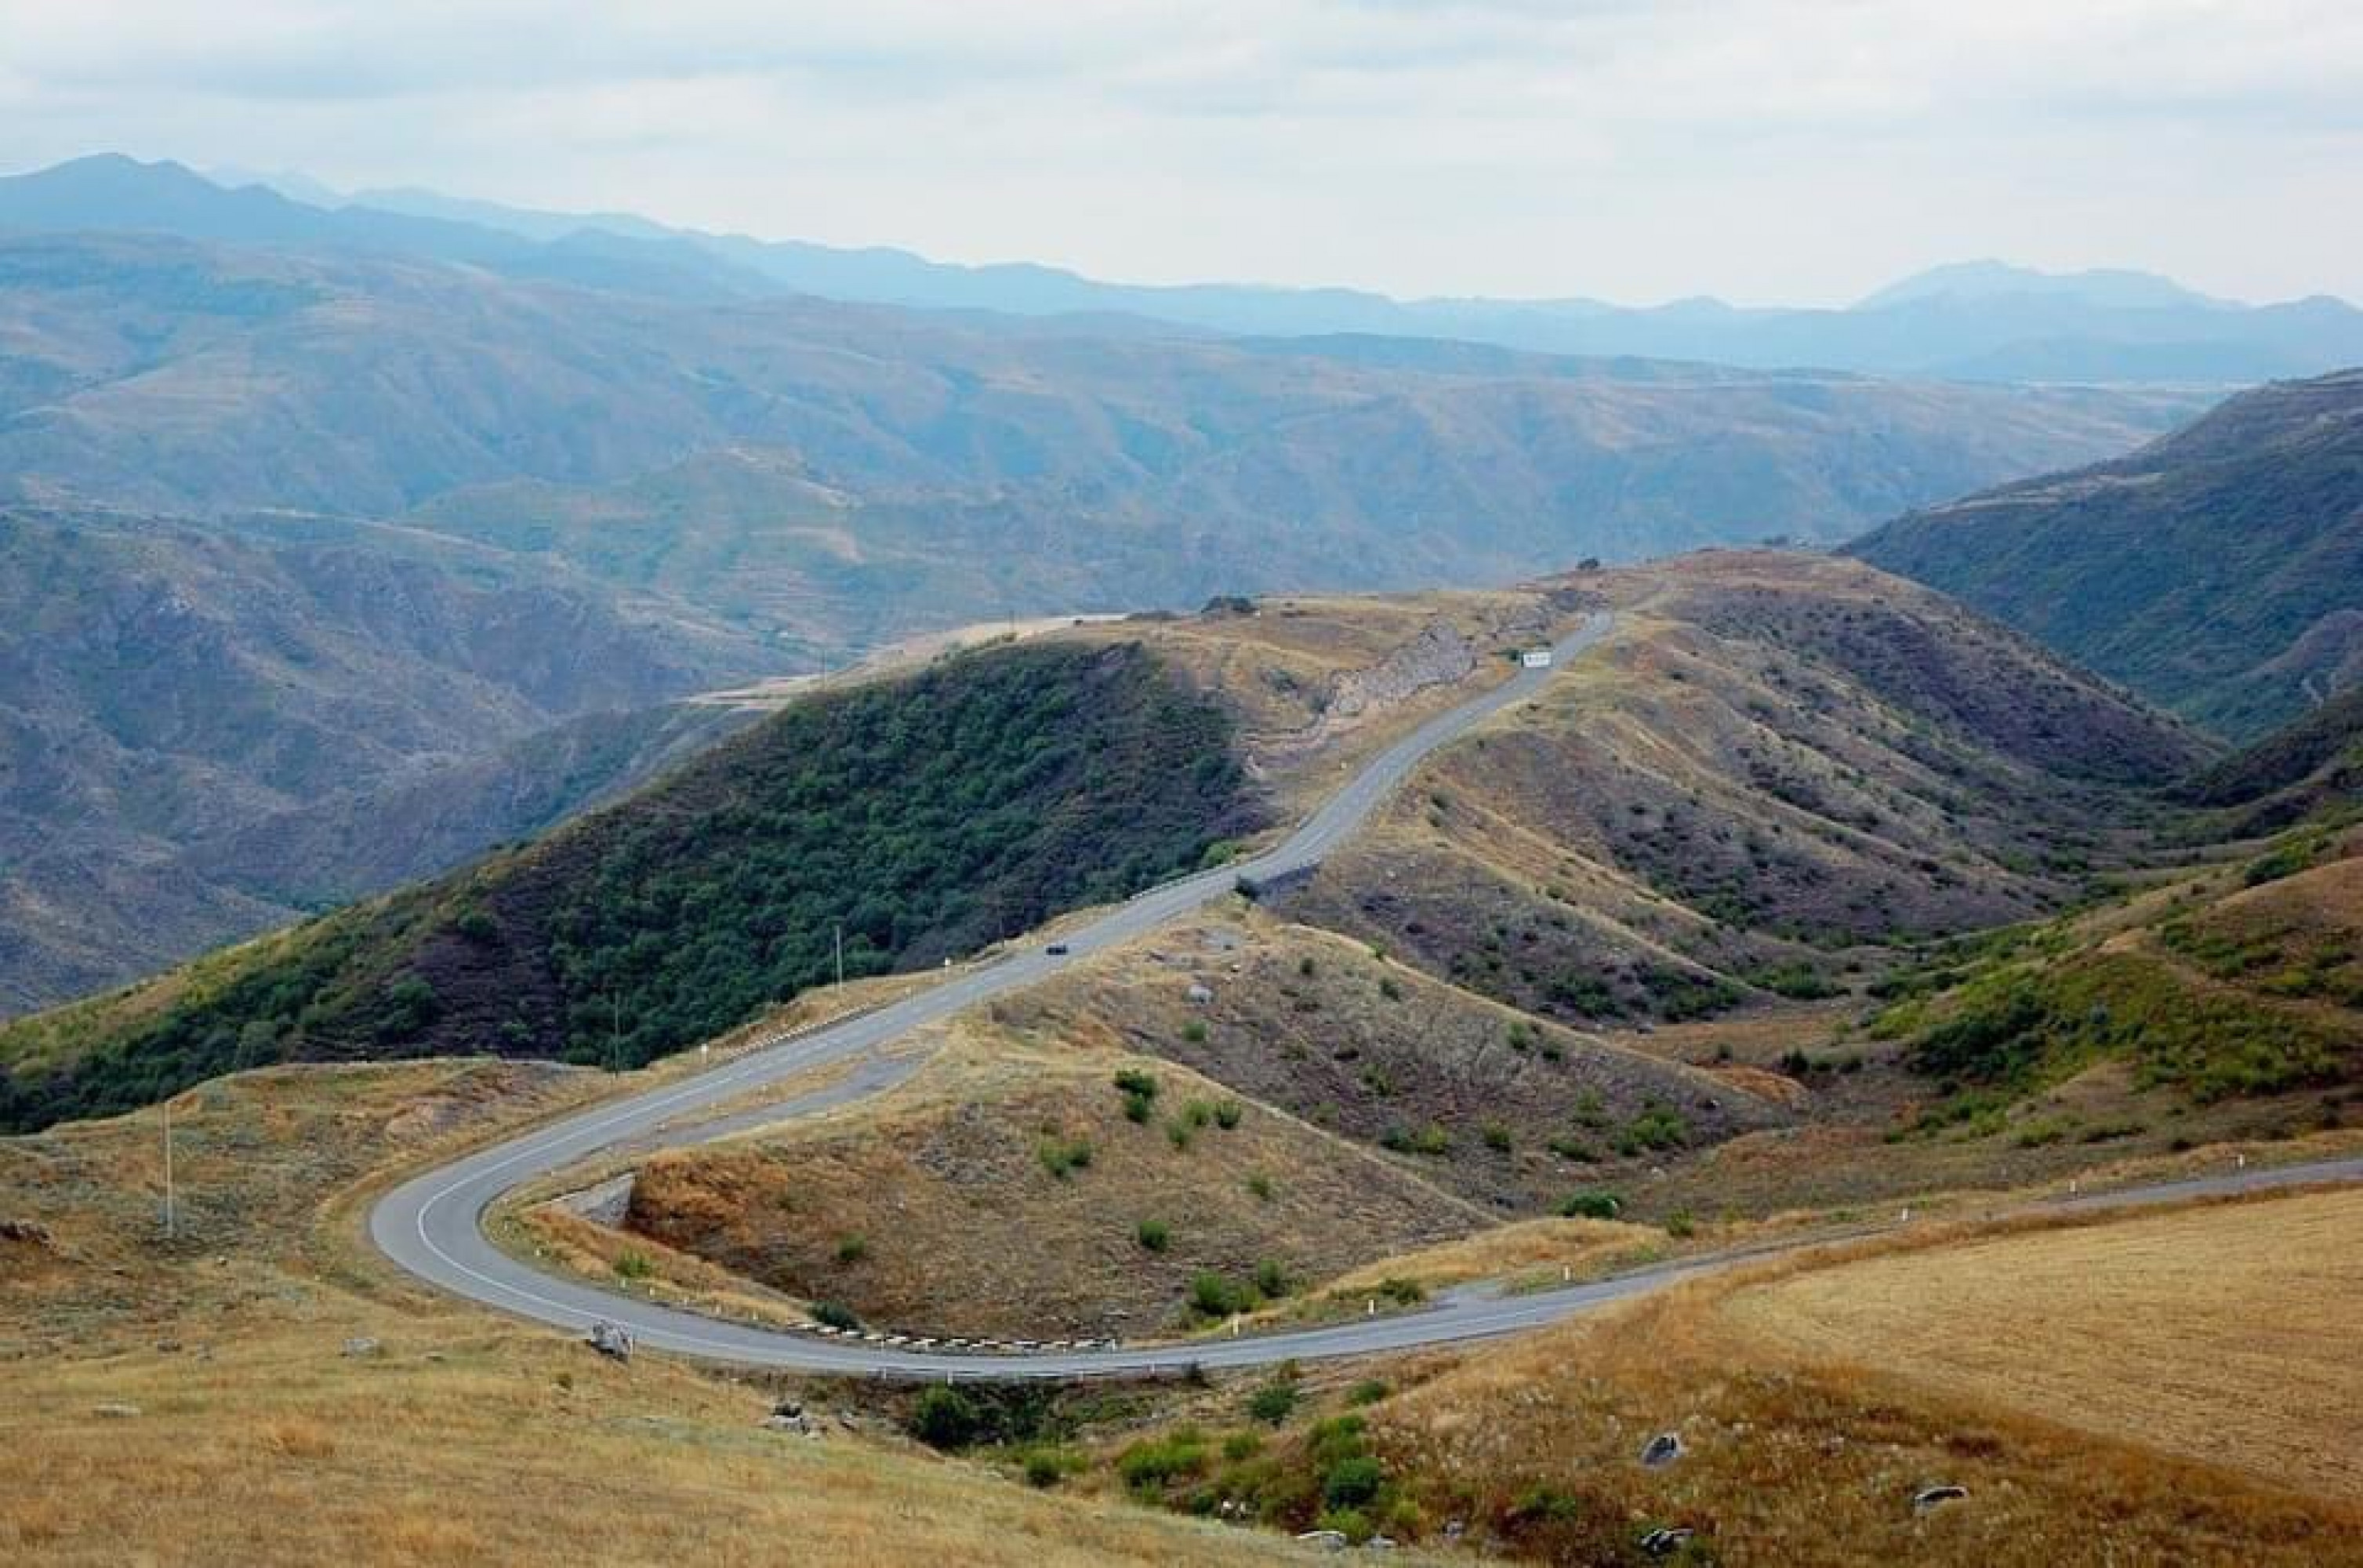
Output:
[[1719, 1187, 2363, 1501], [1318, 1214, 1663, 1296], [0, 1059, 1323, 1567], [0, 1320, 1313, 1567], [1363, 1226, 2363, 1564], [623, 1029, 1486, 1339]]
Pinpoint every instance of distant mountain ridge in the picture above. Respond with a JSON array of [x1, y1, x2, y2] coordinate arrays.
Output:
[[1848, 368, 2363, 740], [0, 153, 2240, 1017], [10, 154, 2360, 384]]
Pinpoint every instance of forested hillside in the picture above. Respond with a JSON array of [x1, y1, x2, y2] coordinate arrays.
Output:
[[1849, 369, 2363, 739], [0, 641, 1261, 1131]]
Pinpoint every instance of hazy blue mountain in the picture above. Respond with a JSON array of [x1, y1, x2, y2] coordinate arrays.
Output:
[[0, 154, 775, 300], [9, 157, 2354, 383], [344, 178, 2359, 384], [1854, 260, 2231, 312]]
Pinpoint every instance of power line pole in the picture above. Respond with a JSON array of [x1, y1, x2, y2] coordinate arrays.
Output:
[[610, 991, 623, 1072], [833, 920, 845, 989], [161, 1094, 175, 1241]]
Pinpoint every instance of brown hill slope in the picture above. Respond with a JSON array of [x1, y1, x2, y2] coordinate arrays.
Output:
[[1277, 553, 2211, 1028], [0, 507, 771, 1014]]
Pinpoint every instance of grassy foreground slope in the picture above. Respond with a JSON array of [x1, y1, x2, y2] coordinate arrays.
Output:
[[0, 1062, 1301, 1567], [1330, 1192, 2363, 1563], [1722, 1189, 2363, 1501], [0, 639, 1261, 1131], [1848, 368, 2363, 739]]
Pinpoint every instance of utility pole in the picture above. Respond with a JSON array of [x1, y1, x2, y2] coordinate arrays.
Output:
[[834, 920, 845, 990], [161, 1094, 176, 1240], [610, 992, 623, 1072]]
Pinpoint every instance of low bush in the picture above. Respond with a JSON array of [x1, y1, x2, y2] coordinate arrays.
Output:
[[1037, 1134, 1094, 1179], [910, 1385, 983, 1449], [1116, 1428, 1211, 1493], [1247, 1381, 1300, 1425]]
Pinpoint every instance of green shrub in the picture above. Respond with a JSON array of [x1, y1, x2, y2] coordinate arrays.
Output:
[[1214, 1099, 1243, 1130], [910, 1385, 982, 1449], [612, 1249, 654, 1281], [1615, 1103, 1689, 1156], [1380, 1123, 1452, 1156], [1346, 1379, 1389, 1406], [834, 1233, 869, 1265], [1247, 1381, 1300, 1425], [1189, 1272, 1252, 1319], [1253, 1258, 1292, 1299], [1637, 964, 1742, 1021], [1245, 1172, 1274, 1202], [1509, 1484, 1585, 1523], [1750, 960, 1843, 1000], [1323, 1454, 1384, 1508], [1037, 1134, 1094, 1180], [1114, 1067, 1160, 1100], [2243, 838, 2319, 886], [1557, 1191, 1623, 1220], [1182, 1019, 1208, 1044], [1021, 1447, 1080, 1488], [810, 1300, 862, 1332], [1116, 1429, 1210, 1492], [1481, 1121, 1514, 1153], [1136, 1219, 1171, 1253]]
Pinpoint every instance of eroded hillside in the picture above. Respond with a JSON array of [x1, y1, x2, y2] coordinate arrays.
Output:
[[1280, 553, 2210, 1029]]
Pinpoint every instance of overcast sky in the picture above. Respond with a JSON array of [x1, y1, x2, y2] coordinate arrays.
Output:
[[3, 0, 2357, 306]]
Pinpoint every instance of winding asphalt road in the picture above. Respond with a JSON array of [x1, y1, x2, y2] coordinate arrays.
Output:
[[369, 608, 2362, 1379]]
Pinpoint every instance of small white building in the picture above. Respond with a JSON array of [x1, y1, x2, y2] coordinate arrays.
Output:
[[1520, 648, 1554, 669]]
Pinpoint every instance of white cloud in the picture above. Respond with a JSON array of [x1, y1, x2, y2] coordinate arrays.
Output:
[[0, 0, 2355, 303]]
